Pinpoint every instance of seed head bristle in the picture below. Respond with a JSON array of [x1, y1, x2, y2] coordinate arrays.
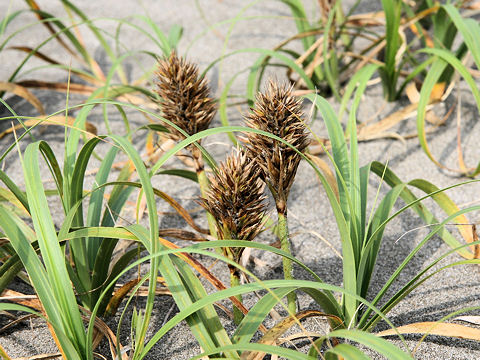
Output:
[[154, 51, 216, 142], [244, 81, 309, 211], [201, 150, 266, 263]]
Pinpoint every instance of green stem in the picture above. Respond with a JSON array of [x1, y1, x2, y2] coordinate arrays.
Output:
[[197, 168, 218, 240], [277, 210, 296, 314], [193, 147, 218, 240], [229, 266, 244, 325]]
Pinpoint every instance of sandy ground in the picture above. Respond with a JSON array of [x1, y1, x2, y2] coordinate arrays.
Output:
[[1, 0, 480, 359]]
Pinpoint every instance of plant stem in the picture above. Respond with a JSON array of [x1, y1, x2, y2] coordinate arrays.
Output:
[[277, 209, 296, 314], [193, 146, 218, 240], [229, 265, 244, 324]]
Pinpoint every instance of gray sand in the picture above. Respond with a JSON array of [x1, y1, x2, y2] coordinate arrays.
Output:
[[1, 1, 480, 359]]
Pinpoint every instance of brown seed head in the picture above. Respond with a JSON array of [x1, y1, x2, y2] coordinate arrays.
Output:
[[154, 52, 216, 142], [244, 81, 309, 211], [201, 149, 266, 263]]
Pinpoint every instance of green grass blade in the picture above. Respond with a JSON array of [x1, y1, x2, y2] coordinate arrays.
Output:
[[23, 141, 87, 354], [358, 183, 405, 299], [278, 0, 314, 50], [167, 24, 183, 49], [64, 103, 95, 209], [370, 161, 472, 258], [66, 137, 107, 293], [0, 9, 24, 37], [379, 0, 402, 100], [306, 94, 350, 214], [59, 0, 127, 82], [328, 329, 412, 359], [325, 343, 371, 360], [192, 343, 315, 360], [89, 173, 134, 311], [420, 48, 480, 106], [172, 256, 236, 356], [232, 287, 295, 344], [304, 94, 357, 322], [0, 208, 36, 293], [0, 169, 29, 212], [0, 256, 24, 294], [218, 69, 248, 145], [343, 64, 380, 320], [0, 302, 82, 360], [347, 64, 378, 251], [442, 4, 480, 70], [106, 134, 158, 357], [408, 178, 475, 248], [133, 15, 182, 56], [358, 181, 479, 328], [415, 57, 447, 168], [418, 47, 480, 175], [322, 9, 340, 100], [86, 146, 119, 261], [361, 207, 480, 330], [37, 141, 64, 207], [0, 206, 59, 318], [155, 169, 198, 182]]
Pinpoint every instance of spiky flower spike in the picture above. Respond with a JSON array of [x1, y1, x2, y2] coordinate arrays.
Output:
[[244, 80, 309, 214], [244, 81, 309, 314], [201, 149, 266, 262], [154, 51, 216, 145], [201, 149, 266, 324], [155, 51, 219, 238]]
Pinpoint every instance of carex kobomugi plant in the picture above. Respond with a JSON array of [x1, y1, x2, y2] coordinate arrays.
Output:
[[201, 148, 266, 324], [244, 80, 309, 314], [154, 51, 218, 237]]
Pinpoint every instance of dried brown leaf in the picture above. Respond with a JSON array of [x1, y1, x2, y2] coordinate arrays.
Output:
[[0, 82, 45, 115], [154, 189, 209, 234], [454, 316, 480, 325], [0, 290, 42, 312], [80, 309, 128, 359], [16, 80, 96, 95], [357, 103, 419, 141], [158, 228, 208, 241], [12, 352, 62, 359], [0, 116, 96, 140], [8, 48, 102, 86], [377, 321, 480, 340], [104, 279, 140, 317]]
